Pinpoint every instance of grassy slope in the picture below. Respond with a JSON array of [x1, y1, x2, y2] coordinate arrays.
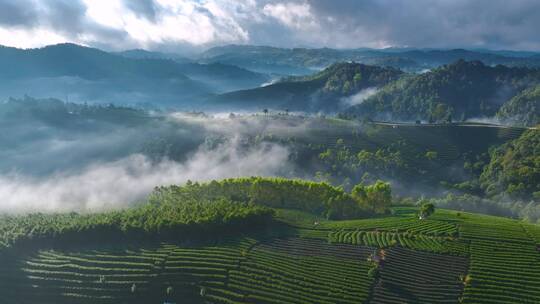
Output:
[[1, 207, 539, 304]]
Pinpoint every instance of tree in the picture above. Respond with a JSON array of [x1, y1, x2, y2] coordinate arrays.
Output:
[[419, 203, 435, 219], [365, 181, 392, 214], [425, 151, 438, 161], [263, 108, 268, 116]]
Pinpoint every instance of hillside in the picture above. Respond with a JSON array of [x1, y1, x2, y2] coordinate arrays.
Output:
[[496, 84, 540, 126], [1, 97, 533, 218], [116, 49, 192, 63], [211, 63, 403, 111], [0, 44, 269, 106], [176, 62, 270, 93], [480, 129, 540, 200], [116, 49, 271, 92], [0, 44, 216, 106], [348, 60, 540, 124], [0, 43, 192, 80], [0, 180, 539, 303]]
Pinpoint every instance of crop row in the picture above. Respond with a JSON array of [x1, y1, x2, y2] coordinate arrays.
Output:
[[1, 237, 377, 304], [460, 218, 540, 303], [329, 229, 468, 255], [370, 247, 468, 304]]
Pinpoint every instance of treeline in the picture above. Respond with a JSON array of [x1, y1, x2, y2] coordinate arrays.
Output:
[[0, 177, 394, 253], [0, 197, 273, 253], [152, 177, 392, 220]]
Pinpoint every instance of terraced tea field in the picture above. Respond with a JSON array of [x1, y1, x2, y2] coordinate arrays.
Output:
[[292, 121, 526, 165], [370, 247, 468, 304], [1, 207, 539, 304]]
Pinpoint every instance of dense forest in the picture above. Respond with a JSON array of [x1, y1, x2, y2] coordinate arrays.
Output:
[[152, 177, 392, 220], [0, 196, 273, 253], [2, 97, 537, 222], [348, 60, 540, 124], [496, 84, 540, 126], [0, 177, 393, 253], [480, 129, 540, 200]]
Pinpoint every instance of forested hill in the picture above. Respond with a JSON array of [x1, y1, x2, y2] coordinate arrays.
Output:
[[496, 84, 540, 126], [0, 43, 193, 80], [211, 63, 403, 111], [347, 60, 540, 124]]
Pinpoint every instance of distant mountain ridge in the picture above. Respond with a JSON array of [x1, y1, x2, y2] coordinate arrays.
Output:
[[0, 43, 192, 80], [201, 44, 540, 73], [0, 43, 270, 106]]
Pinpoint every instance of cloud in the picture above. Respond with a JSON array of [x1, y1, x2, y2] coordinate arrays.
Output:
[[124, 0, 158, 22], [0, 0, 539, 51], [340, 87, 379, 108], [1, 0, 540, 51], [0, 0, 37, 27], [263, 2, 317, 30], [0, 138, 290, 213], [1, 106, 315, 213]]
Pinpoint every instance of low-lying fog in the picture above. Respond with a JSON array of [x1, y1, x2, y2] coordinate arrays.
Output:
[[0, 100, 324, 213]]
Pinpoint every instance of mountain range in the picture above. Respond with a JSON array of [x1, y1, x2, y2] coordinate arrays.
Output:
[[0, 43, 538, 125]]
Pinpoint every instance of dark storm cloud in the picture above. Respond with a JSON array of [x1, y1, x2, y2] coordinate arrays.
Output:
[[0, 0, 540, 51], [0, 0, 37, 27], [303, 0, 540, 50], [124, 0, 158, 22]]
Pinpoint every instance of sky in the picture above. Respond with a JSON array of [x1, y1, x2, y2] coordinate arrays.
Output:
[[0, 0, 539, 52]]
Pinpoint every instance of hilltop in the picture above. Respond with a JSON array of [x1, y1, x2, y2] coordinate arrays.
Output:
[[210, 63, 403, 111], [347, 60, 540, 124]]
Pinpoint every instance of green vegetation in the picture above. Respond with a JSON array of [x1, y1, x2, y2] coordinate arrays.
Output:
[[214, 63, 402, 111], [370, 247, 469, 303], [0, 197, 273, 252], [348, 60, 540, 125], [3, 203, 539, 303], [480, 129, 540, 200], [328, 229, 466, 255], [289, 62, 403, 95], [497, 84, 540, 126], [459, 216, 540, 303], [419, 203, 435, 219], [153, 177, 392, 220]]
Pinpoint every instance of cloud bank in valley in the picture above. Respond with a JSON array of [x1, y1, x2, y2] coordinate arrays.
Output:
[[0, 138, 290, 214]]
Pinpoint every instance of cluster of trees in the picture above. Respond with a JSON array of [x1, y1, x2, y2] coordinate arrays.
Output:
[[316, 139, 426, 188], [153, 177, 393, 220], [0, 197, 273, 253]]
